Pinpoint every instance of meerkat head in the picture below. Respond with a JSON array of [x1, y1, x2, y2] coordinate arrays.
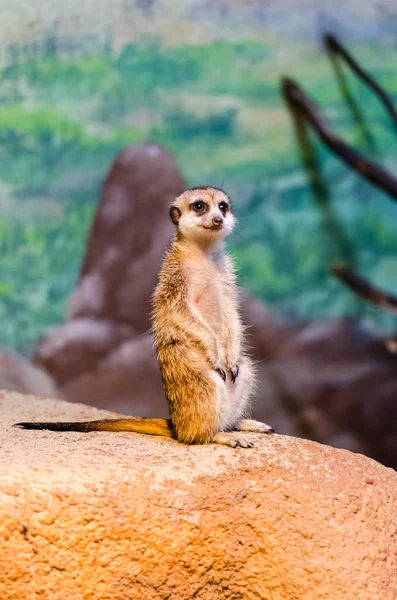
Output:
[[169, 186, 235, 244]]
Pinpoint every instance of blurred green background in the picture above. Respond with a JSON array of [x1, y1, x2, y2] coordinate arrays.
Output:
[[1, 1, 397, 354]]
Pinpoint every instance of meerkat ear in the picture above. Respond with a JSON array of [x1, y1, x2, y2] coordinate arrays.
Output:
[[169, 205, 181, 225]]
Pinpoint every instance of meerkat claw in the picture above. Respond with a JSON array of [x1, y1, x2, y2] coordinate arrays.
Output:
[[215, 366, 227, 382], [212, 432, 254, 448], [238, 438, 254, 448], [230, 364, 239, 383]]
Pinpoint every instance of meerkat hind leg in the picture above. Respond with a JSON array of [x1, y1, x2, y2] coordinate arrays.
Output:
[[235, 419, 274, 434], [211, 431, 254, 448]]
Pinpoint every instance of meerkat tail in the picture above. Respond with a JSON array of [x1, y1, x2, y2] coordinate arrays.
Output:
[[14, 417, 174, 437]]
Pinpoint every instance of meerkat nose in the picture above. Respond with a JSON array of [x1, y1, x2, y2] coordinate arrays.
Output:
[[213, 216, 223, 227]]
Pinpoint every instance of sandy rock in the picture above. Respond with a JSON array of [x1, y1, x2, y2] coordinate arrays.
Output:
[[1, 390, 396, 600]]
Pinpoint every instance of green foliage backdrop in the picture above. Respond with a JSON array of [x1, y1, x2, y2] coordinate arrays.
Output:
[[1, 1, 397, 353]]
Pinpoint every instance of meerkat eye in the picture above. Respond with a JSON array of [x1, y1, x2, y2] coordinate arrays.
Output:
[[219, 202, 228, 213], [192, 201, 205, 212]]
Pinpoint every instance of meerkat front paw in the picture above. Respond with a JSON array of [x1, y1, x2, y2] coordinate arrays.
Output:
[[213, 362, 226, 382], [229, 364, 239, 384], [212, 432, 254, 448]]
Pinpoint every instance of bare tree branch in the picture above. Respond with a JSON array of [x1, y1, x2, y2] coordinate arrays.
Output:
[[324, 33, 397, 130], [284, 90, 356, 267], [281, 77, 397, 201], [283, 40, 397, 322], [332, 264, 397, 316]]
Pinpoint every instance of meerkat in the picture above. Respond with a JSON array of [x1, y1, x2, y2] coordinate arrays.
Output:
[[16, 186, 273, 448]]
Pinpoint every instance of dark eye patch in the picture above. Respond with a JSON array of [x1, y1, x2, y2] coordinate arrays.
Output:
[[219, 202, 229, 213]]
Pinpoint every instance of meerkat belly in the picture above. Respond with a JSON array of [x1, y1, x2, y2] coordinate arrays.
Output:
[[193, 279, 224, 338]]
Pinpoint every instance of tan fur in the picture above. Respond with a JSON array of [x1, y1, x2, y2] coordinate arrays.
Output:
[[15, 187, 273, 448]]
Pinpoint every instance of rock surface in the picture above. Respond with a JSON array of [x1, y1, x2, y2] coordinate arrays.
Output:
[[1, 390, 396, 600]]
